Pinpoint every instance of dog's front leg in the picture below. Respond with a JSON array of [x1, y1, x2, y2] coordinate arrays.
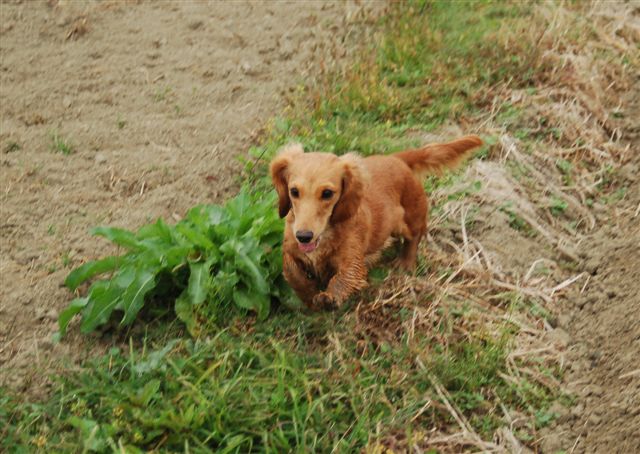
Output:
[[282, 252, 320, 306], [312, 258, 368, 310]]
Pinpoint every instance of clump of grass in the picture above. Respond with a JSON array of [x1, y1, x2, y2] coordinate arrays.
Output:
[[50, 131, 74, 155], [549, 196, 569, 217], [153, 86, 172, 103], [3, 304, 553, 452], [56, 188, 293, 338], [3, 141, 20, 153], [501, 202, 537, 237]]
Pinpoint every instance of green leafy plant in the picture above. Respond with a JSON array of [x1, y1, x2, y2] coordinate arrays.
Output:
[[58, 188, 295, 337]]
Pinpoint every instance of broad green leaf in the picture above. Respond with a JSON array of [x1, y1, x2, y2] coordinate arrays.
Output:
[[91, 226, 141, 250], [232, 289, 255, 310], [57, 297, 89, 335], [187, 261, 212, 306], [235, 250, 269, 295], [184, 205, 208, 228], [137, 218, 172, 242], [120, 268, 157, 326], [175, 291, 197, 336], [202, 205, 226, 226], [175, 223, 215, 250], [129, 379, 161, 407], [160, 245, 192, 269], [112, 264, 136, 288], [220, 240, 269, 295], [212, 270, 239, 301], [224, 191, 253, 233], [232, 289, 270, 320], [65, 256, 121, 290], [80, 282, 122, 333]]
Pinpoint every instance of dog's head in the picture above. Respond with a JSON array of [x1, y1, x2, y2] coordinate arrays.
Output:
[[270, 144, 366, 253]]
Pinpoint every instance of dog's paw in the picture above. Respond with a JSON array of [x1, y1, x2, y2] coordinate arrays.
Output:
[[312, 292, 338, 311]]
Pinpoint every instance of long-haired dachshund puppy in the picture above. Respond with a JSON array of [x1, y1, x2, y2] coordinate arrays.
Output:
[[270, 135, 483, 310]]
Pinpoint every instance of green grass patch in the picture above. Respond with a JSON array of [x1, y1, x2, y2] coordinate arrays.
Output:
[[50, 131, 74, 155], [247, 0, 537, 182], [549, 196, 568, 217], [3, 307, 555, 452]]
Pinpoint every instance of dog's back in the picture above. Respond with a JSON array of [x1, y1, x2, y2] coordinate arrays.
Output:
[[357, 135, 483, 265]]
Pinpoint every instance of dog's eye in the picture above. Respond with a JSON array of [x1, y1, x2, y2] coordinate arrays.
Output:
[[321, 189, 334, 200], [290, 187, 299, 198]]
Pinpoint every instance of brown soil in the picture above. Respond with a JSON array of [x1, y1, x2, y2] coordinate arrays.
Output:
[[540, 91, 640, 453], [446, 148, 639, 454], [0, 0, 377, 398]]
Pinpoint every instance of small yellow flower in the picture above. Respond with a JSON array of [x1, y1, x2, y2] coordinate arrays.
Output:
[[133, 431, 144, 443], [33, 435, 47, 448], [112, 406, 124, 418], [71, 399, 87, 415]]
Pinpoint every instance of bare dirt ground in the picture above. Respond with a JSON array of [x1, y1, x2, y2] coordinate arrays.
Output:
[[540, 87, 640, 453], [0, 0, 377, 398]]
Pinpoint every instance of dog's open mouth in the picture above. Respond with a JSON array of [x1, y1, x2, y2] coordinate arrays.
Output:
[[298, 239, 319, 253]]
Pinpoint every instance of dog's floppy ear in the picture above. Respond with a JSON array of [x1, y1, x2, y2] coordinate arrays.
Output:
[[331, 153, 366, 224], [270, 143, 303, 218]]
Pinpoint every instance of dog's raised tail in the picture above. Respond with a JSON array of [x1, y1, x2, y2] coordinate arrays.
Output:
[[393, 135, 483, 177]]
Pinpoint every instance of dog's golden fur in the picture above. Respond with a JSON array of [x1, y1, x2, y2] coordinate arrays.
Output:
[[270, 135, 483, 310]]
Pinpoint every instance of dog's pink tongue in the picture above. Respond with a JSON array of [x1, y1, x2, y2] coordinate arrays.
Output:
[[298, 242, 317, 253]]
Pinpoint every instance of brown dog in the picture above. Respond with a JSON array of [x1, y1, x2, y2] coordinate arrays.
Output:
[[270, 135, 482, 310]]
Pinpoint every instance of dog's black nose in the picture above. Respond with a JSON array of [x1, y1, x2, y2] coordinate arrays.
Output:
[[295, 230, 314, 243]]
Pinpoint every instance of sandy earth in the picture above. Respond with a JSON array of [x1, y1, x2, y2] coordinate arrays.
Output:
[[540, 88, 640, 453], [0, 0, 377, 397]]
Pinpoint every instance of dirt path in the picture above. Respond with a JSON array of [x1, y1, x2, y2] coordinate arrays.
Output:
[[0, 0, 375, 398], [541, 91, 640, 452], [566, 204, 640, 452], [541, 175, 640, 453]]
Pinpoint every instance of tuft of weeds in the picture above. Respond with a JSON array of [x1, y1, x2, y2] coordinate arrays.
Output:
[[56, 188, 294, 338], [153, 86, 172, 103], [500, 202, 537, 237], [50, 131, 74, 155], [3, 141, 20, 153], [549, 196, 569, 217]]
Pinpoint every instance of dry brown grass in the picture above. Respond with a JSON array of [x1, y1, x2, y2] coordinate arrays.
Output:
[[354, 1, 638, 450]]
